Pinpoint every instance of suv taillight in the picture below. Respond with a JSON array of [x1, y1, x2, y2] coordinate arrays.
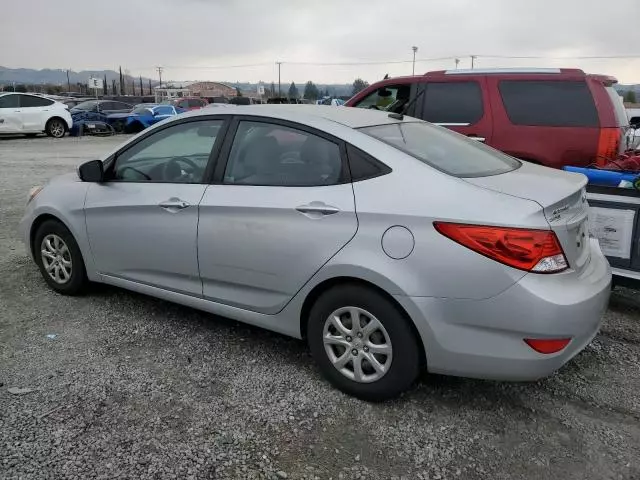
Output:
[[596, 128, 621, 166], [434, 223, 568, 273]]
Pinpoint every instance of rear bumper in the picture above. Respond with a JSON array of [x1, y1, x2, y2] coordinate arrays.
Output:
[[396, 239, 611, 381]]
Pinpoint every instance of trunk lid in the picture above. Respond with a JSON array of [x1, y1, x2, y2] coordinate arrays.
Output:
[[464, 162, 590, 273]]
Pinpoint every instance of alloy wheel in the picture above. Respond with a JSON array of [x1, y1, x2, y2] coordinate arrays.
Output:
[[49, 120, 65, 138], [40, 234, 72, 284], [323, 306, 393, 383]]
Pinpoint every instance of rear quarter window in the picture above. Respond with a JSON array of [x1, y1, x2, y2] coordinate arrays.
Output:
[[360, 121, 520, 178], [499, 80, 599, 127], [423, 81, 484, 124]]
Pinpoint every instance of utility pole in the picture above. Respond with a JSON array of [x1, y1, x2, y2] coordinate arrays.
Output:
[[66, 69, 71, 92], [412, 46, 418, 75], [276, 62, 282, 98], [455, 58, 460, 69], [471, 55, 477, 69], [139, 76, 143, 96], [156, 66, 163, 87]]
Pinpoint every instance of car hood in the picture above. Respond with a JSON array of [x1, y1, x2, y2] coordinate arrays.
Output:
[[47, 172, 81, 186], [463, 161, 587, 210]]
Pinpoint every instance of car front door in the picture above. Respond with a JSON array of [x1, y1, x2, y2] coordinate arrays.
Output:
[[198, 118, 357, 314], [19, 94, 55, 131], [84, 118, 226, 295], [0, 94, 23, 132]]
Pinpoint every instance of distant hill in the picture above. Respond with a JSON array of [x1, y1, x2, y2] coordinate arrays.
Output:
[[0, 66, 153, 87]]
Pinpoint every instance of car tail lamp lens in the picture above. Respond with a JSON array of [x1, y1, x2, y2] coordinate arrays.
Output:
[[434, 223, 568, 273], [596, 128, 621, 166], [524, 338, 571, 354]]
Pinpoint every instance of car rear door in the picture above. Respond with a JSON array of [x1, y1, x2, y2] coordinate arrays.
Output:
[[18, 94, 55, 131], [84, 118, 226, 295], [413, 78, 493, 144], [0, 94, 22, 133], [197, 117, 357, 314]]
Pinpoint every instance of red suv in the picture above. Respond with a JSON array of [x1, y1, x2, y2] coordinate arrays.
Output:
[[346, 68, 629, 168], [167, 97, 208, 111]]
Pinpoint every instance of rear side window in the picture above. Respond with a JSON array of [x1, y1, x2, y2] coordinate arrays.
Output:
[[360, 121, 520, 178], [499, 80, 599, 127], [20, 95, 54, 107], [346, 144, 391, 181], [423, 82, 483, 124]]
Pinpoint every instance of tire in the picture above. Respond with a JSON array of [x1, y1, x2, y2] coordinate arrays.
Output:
[[33, 220, 87, 295], [112, 119, 125, 133], [307, 284, 421, 401], [45, 118, 66, 138]]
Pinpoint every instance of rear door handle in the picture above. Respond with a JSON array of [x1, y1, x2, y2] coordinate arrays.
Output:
[[467, 135, 486, 142], [159, 198, 190, 211], [296, 202, 340, 217]]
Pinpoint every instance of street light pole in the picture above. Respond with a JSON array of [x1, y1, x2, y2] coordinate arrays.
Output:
[[412, 46, 418, 75], [276, 62, 282, 97], [471, 55, 477, 69]]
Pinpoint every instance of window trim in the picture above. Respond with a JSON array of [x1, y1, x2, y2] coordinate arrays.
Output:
[[103, 115, 232, 184], [212, 115, 351, 187], [345, 144, 392, 182]]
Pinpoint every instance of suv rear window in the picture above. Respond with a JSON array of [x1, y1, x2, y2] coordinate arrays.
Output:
[[360, 121, 520, 178], [423, 82, 483, 124], [499, 80, 599, 127]]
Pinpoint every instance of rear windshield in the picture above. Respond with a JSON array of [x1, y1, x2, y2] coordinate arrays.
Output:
[[499, 80, 599, 127], [605, 87, 629, 127], [360, 121, 520, 178]]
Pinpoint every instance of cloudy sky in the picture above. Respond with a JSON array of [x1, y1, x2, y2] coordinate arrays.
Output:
[[2, 0, 639, 84]]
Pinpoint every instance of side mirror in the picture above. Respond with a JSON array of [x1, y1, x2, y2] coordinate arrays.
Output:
[[78, 160, 104, 182]]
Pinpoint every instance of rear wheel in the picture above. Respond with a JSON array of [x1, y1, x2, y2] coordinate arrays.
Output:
[[45, 118, 66, 138], [112, 119, 125, 133], [307, 284, 421, 401], [34, 220, 87, 295]]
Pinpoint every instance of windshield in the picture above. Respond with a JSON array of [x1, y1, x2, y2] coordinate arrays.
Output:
[[360, 121, 520, 177], [72, 100, 98, 110], [132, 106, 153, 115]]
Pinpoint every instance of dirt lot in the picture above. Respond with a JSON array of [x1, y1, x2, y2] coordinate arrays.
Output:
[[1, 135, 639, 480]]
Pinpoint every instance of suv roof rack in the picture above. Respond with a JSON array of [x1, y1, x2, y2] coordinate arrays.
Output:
[[444, 68, 563, 75]]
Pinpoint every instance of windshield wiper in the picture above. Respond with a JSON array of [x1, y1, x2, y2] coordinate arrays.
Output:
[[388, 85, 427, 121]]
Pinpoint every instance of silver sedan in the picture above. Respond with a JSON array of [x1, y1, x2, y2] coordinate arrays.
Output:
[[20, 105, 611, 400]]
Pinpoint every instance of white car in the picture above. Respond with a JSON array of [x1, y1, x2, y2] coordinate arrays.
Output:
[[0, 92, 73, 138]]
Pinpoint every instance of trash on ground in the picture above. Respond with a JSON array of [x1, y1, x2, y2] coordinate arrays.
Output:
[[8, 387, 35, 395]]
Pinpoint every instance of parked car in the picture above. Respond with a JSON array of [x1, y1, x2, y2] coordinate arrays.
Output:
[[20, 105, 611, 400], [163, 97, 208, 111], [0, 92, 72, 138], [346, 68, 629, 169], [116, 104, 184, 133], [61, 97, 95, 109], [70, 100, 133, 115]]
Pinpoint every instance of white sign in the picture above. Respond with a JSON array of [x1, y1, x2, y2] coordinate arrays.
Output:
[[87, 77, 103, 90], [257, 85, 265, 95], [589, 207, 636, 259]]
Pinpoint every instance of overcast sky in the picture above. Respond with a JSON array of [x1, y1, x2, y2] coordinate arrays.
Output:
[[3, 0, 639, 84]]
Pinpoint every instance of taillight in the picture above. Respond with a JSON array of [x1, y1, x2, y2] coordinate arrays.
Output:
[[434, 223, 568, 273], [524, 338, 571, 354], [596, 128, 621, 166]]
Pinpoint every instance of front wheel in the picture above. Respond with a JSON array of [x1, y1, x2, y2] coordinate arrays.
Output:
[[34, 220, 87, 295], [307, 284, 421, 401], [45, 118, 66, 138]]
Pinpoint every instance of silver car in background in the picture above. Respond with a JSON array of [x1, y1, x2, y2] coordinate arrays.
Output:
[[20, 105, 611, 400]]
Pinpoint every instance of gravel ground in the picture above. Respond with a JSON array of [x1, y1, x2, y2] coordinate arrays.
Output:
[[1, 135, 639, 480]]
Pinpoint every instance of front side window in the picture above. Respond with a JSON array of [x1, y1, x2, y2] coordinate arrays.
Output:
[[422, 82, 483, 124], [0, 94, 19, 108], [499, 80, 599, 127], [111, 120, 223, 183], [360, 121, 520, 178], [354, 84, 411, 112], [19, 95, 54, 108], [224, 121, 343, 186]]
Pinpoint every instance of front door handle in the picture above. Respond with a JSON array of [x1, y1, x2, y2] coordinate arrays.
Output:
[[296, 202, 340, 217], [159, 198, 190, 212], [467, 134, 486, 143]]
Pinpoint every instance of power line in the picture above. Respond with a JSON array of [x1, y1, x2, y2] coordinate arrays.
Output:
[[477, 54, 640, 60]]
